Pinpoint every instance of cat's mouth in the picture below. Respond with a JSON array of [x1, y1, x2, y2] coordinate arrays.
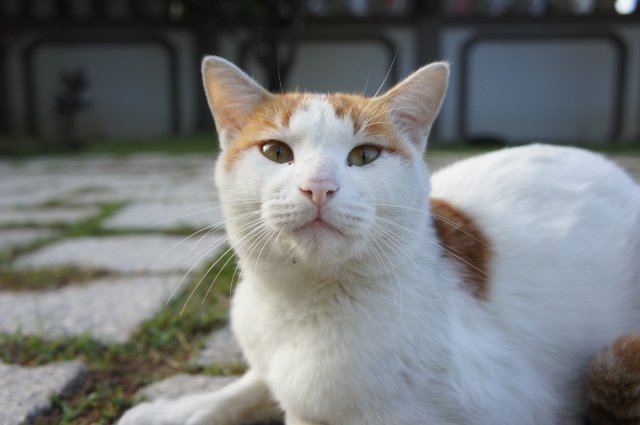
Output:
[[295, 217, 344, 236]]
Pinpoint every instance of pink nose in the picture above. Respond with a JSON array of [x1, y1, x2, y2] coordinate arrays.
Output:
[[299, 181, 338, 207]]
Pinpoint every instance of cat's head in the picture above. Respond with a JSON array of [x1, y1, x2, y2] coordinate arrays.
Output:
[[203, 56, 448, 268]]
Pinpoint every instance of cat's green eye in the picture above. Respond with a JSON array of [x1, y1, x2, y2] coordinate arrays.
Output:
[[348, 145, 380, 166], [262, 141, 293, 164]]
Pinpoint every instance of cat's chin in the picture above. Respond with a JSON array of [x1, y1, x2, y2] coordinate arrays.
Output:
[[284, 219, 368, 264]]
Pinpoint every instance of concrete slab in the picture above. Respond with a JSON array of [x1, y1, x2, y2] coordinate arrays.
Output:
[[138, 374, 240, 402], [104, 202, 225, 231], [15, 234, 227, 274], [197, 324, 245, 367], [0, 207, 99, 225], [0, 360, 88, 425], [0, 229, 57, 251], [0, 276, 186, 343]]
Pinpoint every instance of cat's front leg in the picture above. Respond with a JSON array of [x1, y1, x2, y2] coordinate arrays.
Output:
[[118, 369, 282, 425], [285, 411, 326, 425]]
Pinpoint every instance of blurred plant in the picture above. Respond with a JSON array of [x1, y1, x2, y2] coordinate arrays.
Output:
[[54, 67, 91, 149]]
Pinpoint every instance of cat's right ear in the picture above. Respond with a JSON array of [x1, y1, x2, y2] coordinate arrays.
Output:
[[202, 56, 271, 149]]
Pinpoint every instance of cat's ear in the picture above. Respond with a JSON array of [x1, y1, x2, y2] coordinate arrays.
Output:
[[378, 62, 449, 152], [202, 56, 272, 149]]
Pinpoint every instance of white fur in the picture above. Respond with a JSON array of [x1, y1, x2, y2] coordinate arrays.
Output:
[[119, 58, 640, 425]]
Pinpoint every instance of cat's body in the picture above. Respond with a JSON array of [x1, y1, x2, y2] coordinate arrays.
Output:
[[119, 57, 640, 425]]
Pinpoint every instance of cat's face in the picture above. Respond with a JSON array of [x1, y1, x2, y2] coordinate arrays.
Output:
[[203, 57, 448, 267]]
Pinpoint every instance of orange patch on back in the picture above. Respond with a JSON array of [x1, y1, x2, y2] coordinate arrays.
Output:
[[430, 198, 492, 301], [588, 333, 640, 425]]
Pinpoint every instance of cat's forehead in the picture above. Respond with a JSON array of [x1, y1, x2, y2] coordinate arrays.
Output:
[[222, 92, 408, 170], [265, 92, 377, 135]]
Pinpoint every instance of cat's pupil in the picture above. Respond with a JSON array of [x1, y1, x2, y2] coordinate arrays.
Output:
[[276, 146, 281, 159]]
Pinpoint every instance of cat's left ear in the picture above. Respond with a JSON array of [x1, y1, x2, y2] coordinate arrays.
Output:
[[378, 62, 449, 152]]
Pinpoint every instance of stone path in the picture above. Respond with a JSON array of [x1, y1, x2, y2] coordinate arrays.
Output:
[[0, 154, 224, 422], [196, 323, 246, 366], [0, 207, 99, 226], [1, 151, 639, 423], [16, 234, 226, 274], [0, 229, 57, 251], [104, 202, 226, 230], [0, 276, 183, 343], [0, 360, 87, 425]]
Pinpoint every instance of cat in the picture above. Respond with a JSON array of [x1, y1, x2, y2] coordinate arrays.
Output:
[[118, 56, 640, 425]]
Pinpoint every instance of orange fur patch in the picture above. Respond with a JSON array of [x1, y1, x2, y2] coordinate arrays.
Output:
[[326, 94, 412, 159], [223, 93, 306, 171], [588, 333, 640, 424], [222, 92, 413, 171], [430, 198, 492, 301]]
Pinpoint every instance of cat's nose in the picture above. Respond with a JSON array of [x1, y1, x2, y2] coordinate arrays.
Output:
[[299, 181, 338, 207]]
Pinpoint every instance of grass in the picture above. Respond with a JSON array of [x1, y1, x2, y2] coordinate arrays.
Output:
[[0, 250, 244, 425], [0, 267, 110, 291], [0, 134, 220, 157]]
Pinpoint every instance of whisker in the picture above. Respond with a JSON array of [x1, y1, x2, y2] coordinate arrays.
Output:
[[167, 219, 263, 304], [373, 202, 490, 248], [174, 215, 264, 274], [371, 223, 450, 318], [184, 210, 261, 260], [148, 222, 221, 276], [366, 228, 401, 308], [181, 222, 267, 313], [146, 200, 259, 228], [376, 216, 494, 280]]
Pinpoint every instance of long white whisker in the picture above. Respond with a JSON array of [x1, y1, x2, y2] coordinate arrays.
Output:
[[146, 200, 259, 228], [377, 216, 493, 280], [371, 223, 450, 318], [374, 203, 490, 248], [184, 211, 261, 260], [181, 222, 267, 313], [167, 219, 263, 304]]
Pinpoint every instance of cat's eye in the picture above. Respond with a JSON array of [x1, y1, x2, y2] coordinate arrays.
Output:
[[348, 145, 380, 166], [262, 141, 293, 164]]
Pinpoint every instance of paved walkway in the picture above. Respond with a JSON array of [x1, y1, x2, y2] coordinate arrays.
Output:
[[1, 151, 639, 423]]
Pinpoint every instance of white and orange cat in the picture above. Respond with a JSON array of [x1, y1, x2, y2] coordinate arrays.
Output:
[[119, 56, 640, 425]]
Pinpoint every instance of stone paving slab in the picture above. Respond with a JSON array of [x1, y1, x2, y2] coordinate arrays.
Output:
[[197, 323, 245, 367], [0, 276, 183, 343], [0, 360, 88, 425], [0, 155, 218, 208], [139, 374, 240, 401], [104, 202, 225, 231], [15, 234, 227, 274], [0, 207, 99, 225], [0, 229, 57, 251]]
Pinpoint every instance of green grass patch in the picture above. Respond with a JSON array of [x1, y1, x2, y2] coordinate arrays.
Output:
[[63, 202, 128, 238], [0, 267, 110, 291], [0, 249, 243, 424], [0, 134, 220, 157]]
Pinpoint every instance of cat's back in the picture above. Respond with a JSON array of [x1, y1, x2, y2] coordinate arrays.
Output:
[[430, 144, 640, 259], [430, 144, 640, 389]]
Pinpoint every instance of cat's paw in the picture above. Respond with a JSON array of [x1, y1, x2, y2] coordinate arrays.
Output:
[[118, 393, 220, 425]]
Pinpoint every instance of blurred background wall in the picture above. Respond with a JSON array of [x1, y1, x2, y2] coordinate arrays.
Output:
[[1, 0, 639, 146]]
